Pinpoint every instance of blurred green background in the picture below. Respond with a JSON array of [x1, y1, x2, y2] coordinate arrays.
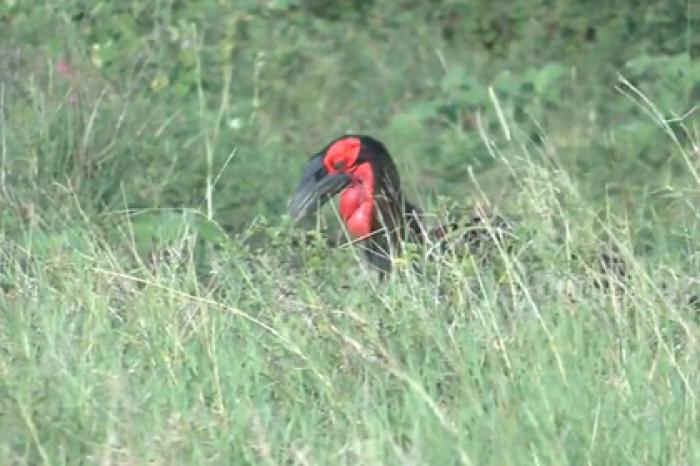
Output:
[[2, 0, 697, 232]]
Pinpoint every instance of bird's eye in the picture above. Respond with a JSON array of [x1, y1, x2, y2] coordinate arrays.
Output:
[[334, 161, 347, 170]]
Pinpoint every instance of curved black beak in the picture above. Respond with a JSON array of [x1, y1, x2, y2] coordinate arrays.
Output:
[[288, 153, 351, 221]]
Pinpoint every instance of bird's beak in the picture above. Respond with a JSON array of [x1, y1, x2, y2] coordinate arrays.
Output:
[[288, 153, 351, 221]]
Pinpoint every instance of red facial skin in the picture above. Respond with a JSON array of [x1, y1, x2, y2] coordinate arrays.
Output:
[[324, 137, 375, 238]]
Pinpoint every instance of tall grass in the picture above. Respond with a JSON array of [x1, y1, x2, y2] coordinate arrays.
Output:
[[1, 77, 698, 464]]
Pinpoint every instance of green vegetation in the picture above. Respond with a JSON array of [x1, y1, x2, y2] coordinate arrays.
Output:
[[1, 1, 698, 464]]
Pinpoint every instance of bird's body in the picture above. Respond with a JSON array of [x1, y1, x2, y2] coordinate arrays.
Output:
[[288, 134, 508, 277]]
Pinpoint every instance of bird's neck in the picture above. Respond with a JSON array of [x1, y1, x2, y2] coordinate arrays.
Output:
[[339, 163, 375, 238]]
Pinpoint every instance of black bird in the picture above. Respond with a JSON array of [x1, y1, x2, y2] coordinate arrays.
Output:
[[289, 134, 511, 277], [288, 135, 425, 274]]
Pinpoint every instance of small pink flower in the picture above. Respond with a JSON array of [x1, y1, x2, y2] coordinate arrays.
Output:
[[56, 59, 72, 77]]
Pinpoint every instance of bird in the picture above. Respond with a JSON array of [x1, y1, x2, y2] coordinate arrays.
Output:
[[288, 134, 426, 275], [288, 134, 512, 278]]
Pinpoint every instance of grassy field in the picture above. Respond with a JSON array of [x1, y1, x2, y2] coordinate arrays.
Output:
[[1, 2, 699, 465]]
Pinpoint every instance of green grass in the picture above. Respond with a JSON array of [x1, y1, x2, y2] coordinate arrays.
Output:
[[1, 2, 699, 464]]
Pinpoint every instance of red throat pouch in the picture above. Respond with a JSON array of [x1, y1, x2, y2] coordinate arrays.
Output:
[[338, 163, 374, 238]]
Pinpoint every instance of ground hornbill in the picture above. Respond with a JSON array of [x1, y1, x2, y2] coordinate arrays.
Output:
[[288, 134, 509, 276], [284, 136, 700, 307], [288, 135, 424, 274]]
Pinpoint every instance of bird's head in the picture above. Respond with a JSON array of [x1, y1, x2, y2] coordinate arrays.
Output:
[[288, 134, 400, 224]]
